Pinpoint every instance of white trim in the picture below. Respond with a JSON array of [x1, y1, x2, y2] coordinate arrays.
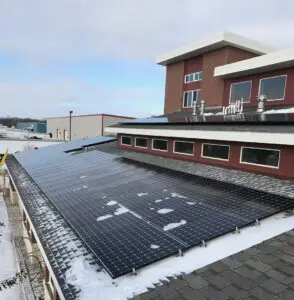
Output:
[[135, 137, 148, 149], [173, 140, 195, 156], [240, 146, 280, 169], [214, 48, 294, 78], [156, 31, 275, 66], [6, 170, 66, 300], [229, 80, 252, 104], [201, 143, 230, 161], [183, 89, 201, 108], [151, 138, 168, 152], [258, 74, 287, 102], [105, 127, 294, 146], [121, 135, 132, 146]]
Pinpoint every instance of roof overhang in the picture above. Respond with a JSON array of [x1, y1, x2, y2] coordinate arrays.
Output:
[[214, 48, 294, 78], [156, 31, 276, 66], [105, 126, 294, 146]]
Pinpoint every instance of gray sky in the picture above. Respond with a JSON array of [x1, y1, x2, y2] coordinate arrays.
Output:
[[0, 0, 293, 118]]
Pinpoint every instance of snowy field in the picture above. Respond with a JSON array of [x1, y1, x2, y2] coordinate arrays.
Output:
[[0, 191, 22, 300]]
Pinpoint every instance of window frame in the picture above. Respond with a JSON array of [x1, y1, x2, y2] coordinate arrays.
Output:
[[173, 140, 195, 156], [229, 80, 252, 104], [258, 75, 287, 101], [201, 143, 230, 161], [135, 137, 148, 149], [240, 146, 280, 169], [121, 135, 132, 146], [184, 71, 203, 83], [151, 138, 168, 152], [182, 89, 201, 108]]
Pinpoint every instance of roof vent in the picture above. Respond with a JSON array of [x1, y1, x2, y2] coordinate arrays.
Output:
[[257, 95, 267, 113]]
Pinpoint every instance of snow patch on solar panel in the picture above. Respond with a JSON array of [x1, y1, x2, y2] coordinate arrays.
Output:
[[155, 199, 162, 203], [157, 208, 174, 214], [137, 192, 148, 197], [114, 206, 129, 215], [163, 220, 187, 231], [97, 214, 113, 221], [170, 193, 187, 199], [106, 200, 117, 206]]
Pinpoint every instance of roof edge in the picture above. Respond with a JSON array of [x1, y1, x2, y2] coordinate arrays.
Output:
[[156, 31, 277, 66]]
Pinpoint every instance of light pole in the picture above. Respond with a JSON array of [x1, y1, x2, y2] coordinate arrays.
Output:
[[69, 110, 73, 141]]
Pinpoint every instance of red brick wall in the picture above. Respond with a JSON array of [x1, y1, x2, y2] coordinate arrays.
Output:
[[118, 134, 294, 179], [164, 46, 260, 114], [164, 61, 185, 114], [223, 67, 294, 108]]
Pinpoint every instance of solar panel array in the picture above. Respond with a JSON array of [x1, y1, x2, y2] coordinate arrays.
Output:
[[120, 112, 294, 125], [14, 137, 294, 278]]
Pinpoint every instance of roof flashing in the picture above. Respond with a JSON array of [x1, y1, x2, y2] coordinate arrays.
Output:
[[156, 31, 277, 66]]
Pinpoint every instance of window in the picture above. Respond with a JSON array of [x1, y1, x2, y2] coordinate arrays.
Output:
[[135, 137, 148, 148], [202, 143, 230, 160], [229, 81, 252, 104], [121, 136, 131, 146], [240, 147, 280, 168], [184, 71, 203, 83], [259, 75, 286, 101], [183, 90, 200, 108], [152, 139, 168, 151], [174, 141, 194, 155]]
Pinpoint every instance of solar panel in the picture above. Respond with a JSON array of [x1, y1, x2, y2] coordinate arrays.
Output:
[[12, 138, 294, 278], [119, 112, 294, 125]]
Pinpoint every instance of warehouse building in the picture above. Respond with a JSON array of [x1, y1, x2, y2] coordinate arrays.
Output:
[[16, 121, 47, 133], [47, 113, 135, 140]]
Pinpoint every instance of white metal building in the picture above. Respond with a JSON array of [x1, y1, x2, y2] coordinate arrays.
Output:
[[46, 113, 135, 140]]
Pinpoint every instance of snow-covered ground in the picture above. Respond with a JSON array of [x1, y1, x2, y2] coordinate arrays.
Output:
[[0, 193, 22, 300], [0, 139, 62, 154]]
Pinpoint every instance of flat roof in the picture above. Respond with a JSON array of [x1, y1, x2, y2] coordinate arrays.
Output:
[[46, 113, 135, 120], [214, 48, 294, 78], [156, 31, 277, 66]]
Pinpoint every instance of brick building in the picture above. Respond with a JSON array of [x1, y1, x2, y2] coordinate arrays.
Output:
[[107, 31, 294, 179]]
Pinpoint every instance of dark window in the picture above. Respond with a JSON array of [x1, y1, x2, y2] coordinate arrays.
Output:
[[259, 75, 286, 100], [121, 136, 131, 145], [183, 90, 200, 107], [229, 81, 252, 104], [135, 137, 148, 148], [202, 144, 230, 160], [241, 147, 280, 168], [174, 141, 194, 155], [152, 139, 168, 151]]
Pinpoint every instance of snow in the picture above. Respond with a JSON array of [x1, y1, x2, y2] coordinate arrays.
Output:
[[80, 175, 87, 179], [157, 208, 174, 214], [66, 258, 120, 300], [163, 220, 187, 231], [106, 200, 117, 206], [0, 194, 22, 300], [186, 201, 196, 205], [137, 193, 148, 197], [264, 107, 294, 114], [150, 244, 160, 250], [114, 207, 129, 215], [164, 197, 170, 200], [170, 193, 187, 199], [64, 212, 294, 300], [97, 214, 113, 221], [154, 199, 162, 203], [150, 208, 155, 211]]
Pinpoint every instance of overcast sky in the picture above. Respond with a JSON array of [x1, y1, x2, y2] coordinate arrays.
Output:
[[1, 0, 293, 119]]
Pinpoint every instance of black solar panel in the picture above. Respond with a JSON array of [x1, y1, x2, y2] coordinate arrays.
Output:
[[120, 112, 294, 125], [12, 138, 294, 278]]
